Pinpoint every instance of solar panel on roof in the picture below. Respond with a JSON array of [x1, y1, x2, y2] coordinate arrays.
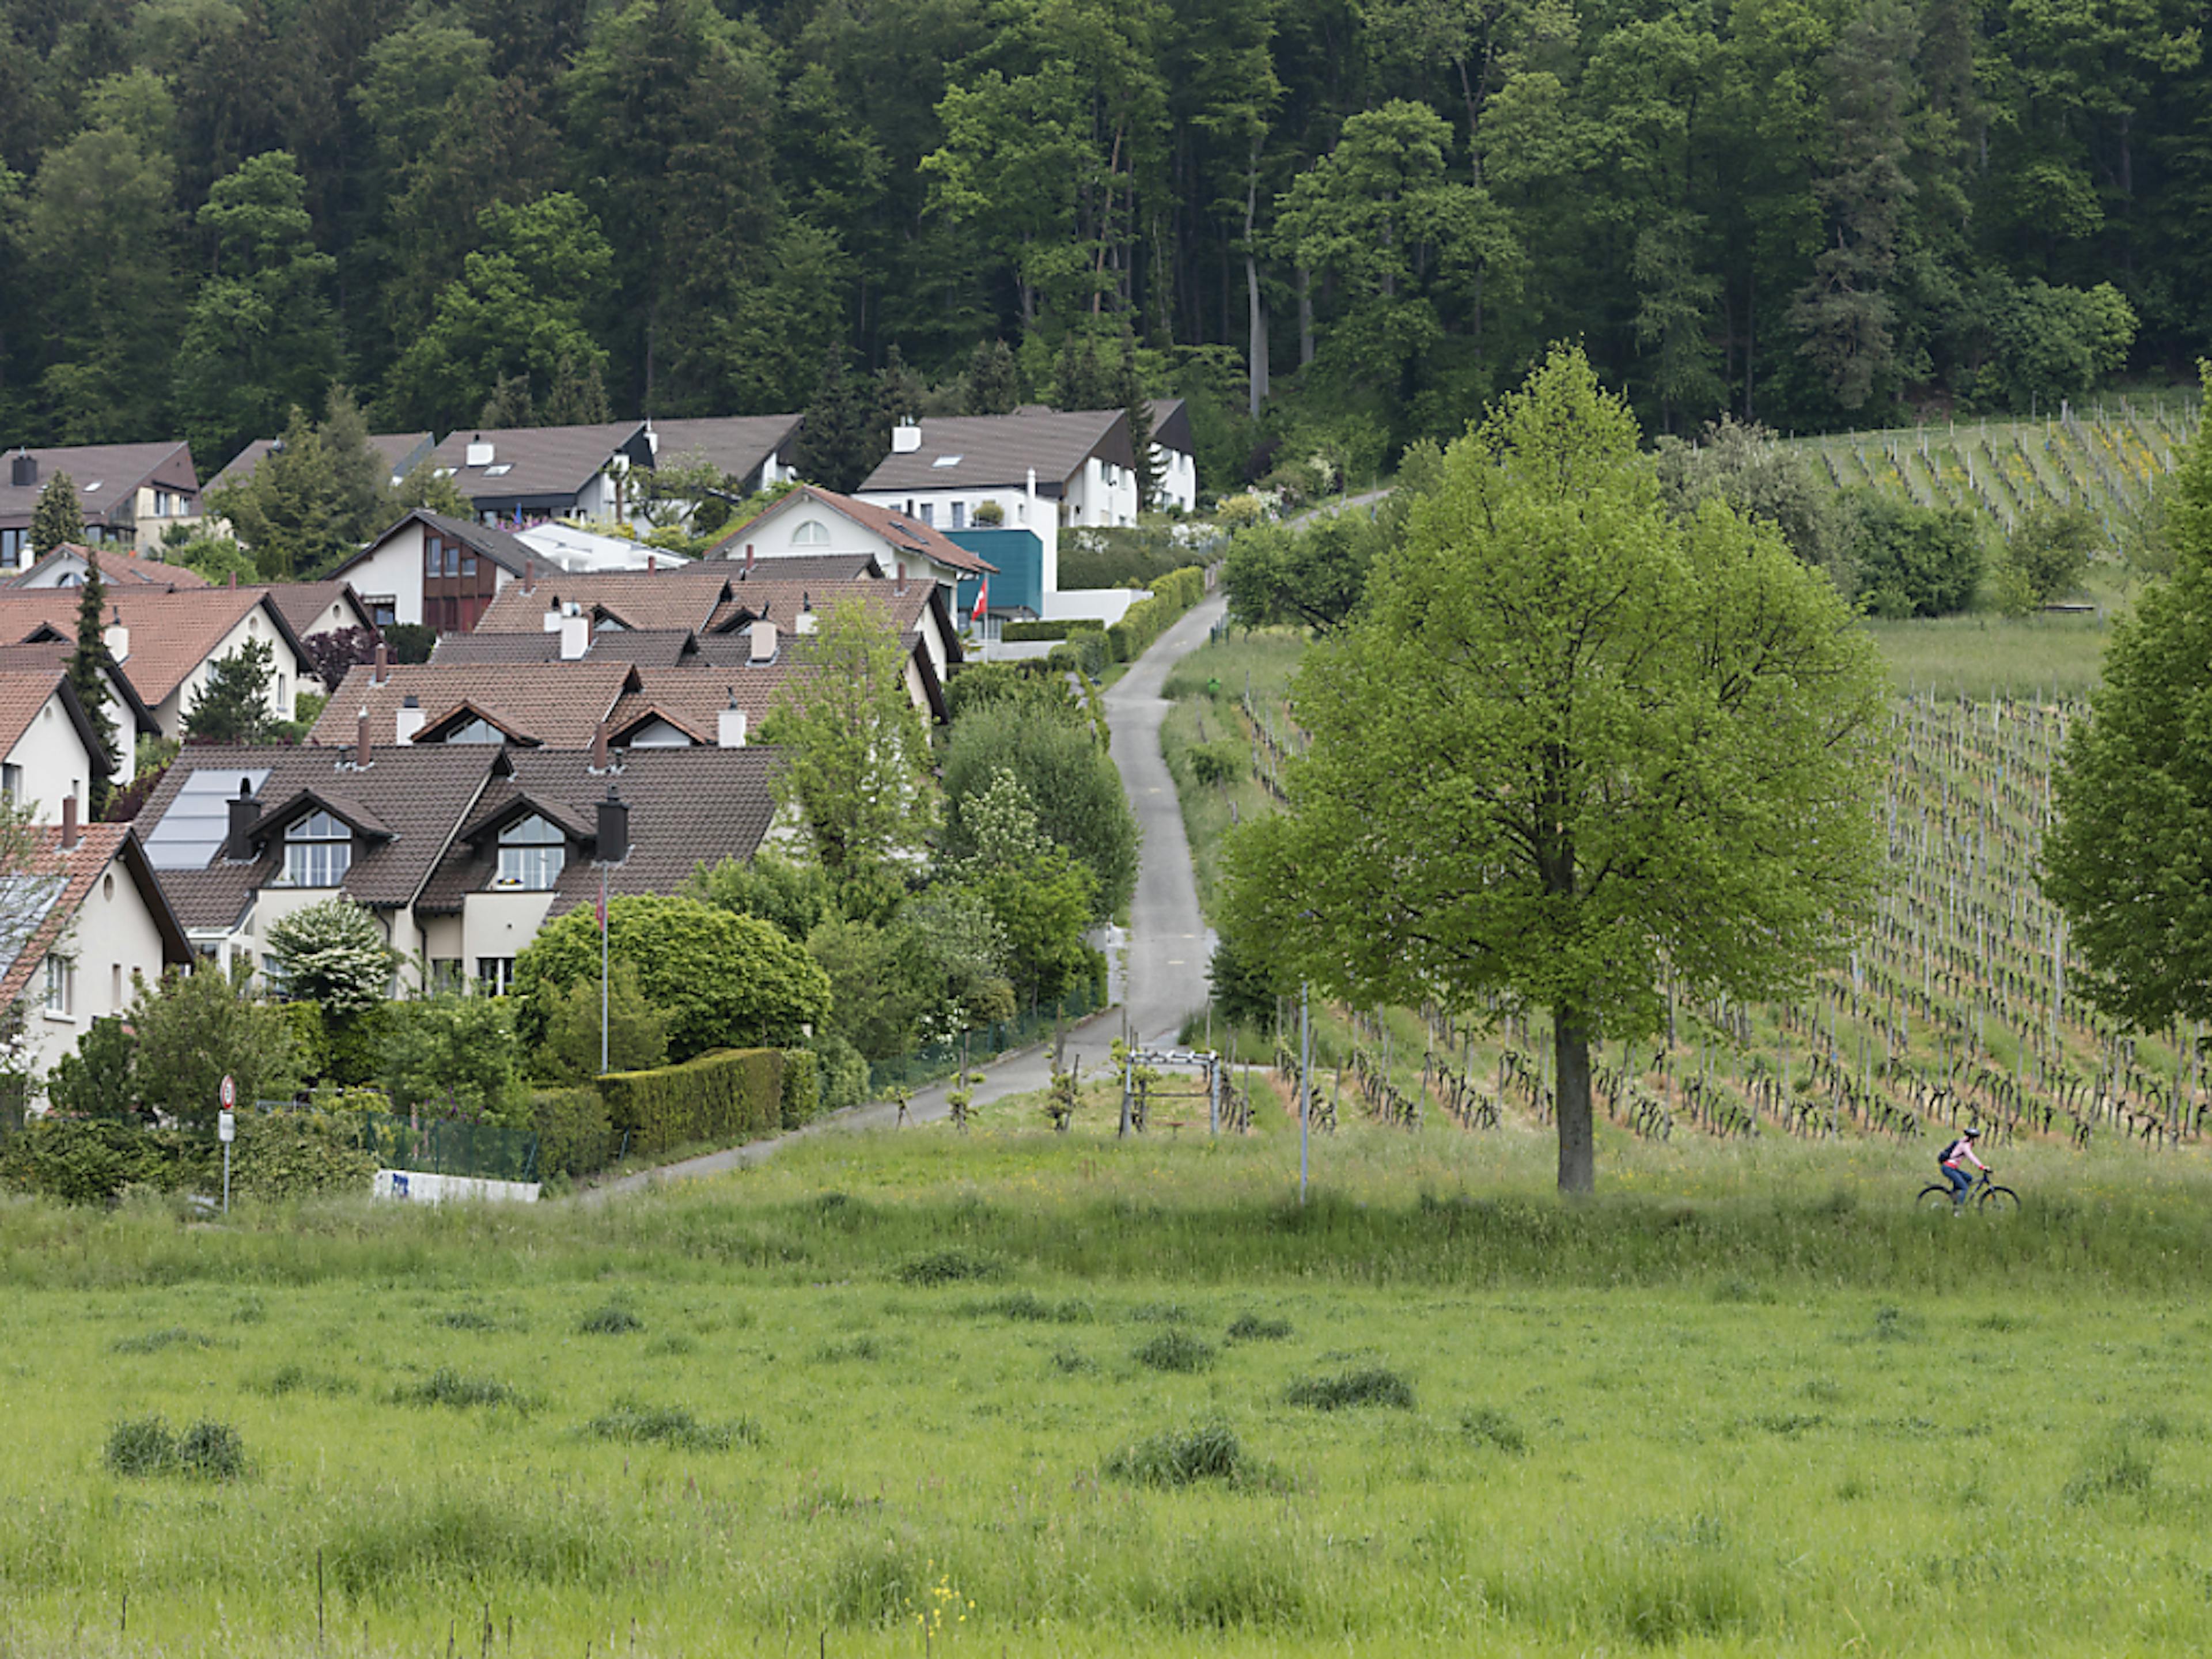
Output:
[[143, 768, 270, 869]]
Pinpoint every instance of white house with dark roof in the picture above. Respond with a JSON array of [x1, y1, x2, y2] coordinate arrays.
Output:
[[635, 414, 805, 528], [0, 442, 205, 566], [1149, 397, 1198, 513], [707, 486, 994, 600], [426, 421, 656, 527], [207, 431, 436, 496], [0, 668, 118, 823], [331, 510, 537, 632]]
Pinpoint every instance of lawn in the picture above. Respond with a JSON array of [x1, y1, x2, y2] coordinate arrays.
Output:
[[7, 1113, 2212, 1657]]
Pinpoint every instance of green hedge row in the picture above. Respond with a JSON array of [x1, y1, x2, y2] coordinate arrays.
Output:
[[1105, 566, 1207, 663], [0, 1112, 376, 1205], [779, 1048, 819, 1130], [528, 1087, 614, 1179], [1044, 631, 1111, 679], [597, 1048, 783, 1158], [1001, 619, 1105, 643]]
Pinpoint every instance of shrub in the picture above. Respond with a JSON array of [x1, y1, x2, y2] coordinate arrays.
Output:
[[1284, 1366, 1415, 1410], [130, 961, 302, 1131], [535, 961, 668, 1084], [779, 1048, 820, 1128], [529, 1086, 614, 1179], [988, 1291, 1094, 1323], [46, 1017, 139, 1121], [1104, 566, 1206, 662], [177, 1419, 248, 1479], [104, 1416, 179, 1477], [1183, 737, 1246, 788], [1460, 1406, 1529, 1452], [1846, 494, 1983, 618], [229, 1109, 378, 1200], [597, 1047, 782, 1158], [1134, 1329, 1215, 1373], [384, 993, 522, 1120], [1, 1118, 181, 1204], [1104, 1422, 1268, 1488], [810, 1034, 869, 1115]]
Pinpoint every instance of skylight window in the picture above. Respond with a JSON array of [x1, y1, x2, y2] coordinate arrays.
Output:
[[82, 480, 104, 493], [483, 463, 513, 476], [931, 454, 963, 468]]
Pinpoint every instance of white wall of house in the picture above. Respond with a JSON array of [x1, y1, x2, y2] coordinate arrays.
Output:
[[30, 861, 175, 1085], [1063, 456, 1141, 529], [1042, 587, 1147, 626], [461, 889, 559, 990], [3, 692, 97, 824], [146, 606, 308, 737], [850, 486, 1059, 594], [346, 522, 429, 626], [117, 484, 202, 553], [1152, 445, 1198, 513]]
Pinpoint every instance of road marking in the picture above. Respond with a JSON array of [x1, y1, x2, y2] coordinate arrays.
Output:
[[1166, 959, 1185, 966]]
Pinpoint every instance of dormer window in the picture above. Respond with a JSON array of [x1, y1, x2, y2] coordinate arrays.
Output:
[[282, 810, 351, 888], [440, 717, 503, 744], [496, 815, 566, 891], [792, 519, 830, 546]]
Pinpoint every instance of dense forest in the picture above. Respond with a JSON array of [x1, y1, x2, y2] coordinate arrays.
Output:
[[0, 0, 2203, 489]]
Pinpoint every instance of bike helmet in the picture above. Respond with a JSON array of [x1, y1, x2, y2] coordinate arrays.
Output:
[[1963, 1127, 1980, 1139]]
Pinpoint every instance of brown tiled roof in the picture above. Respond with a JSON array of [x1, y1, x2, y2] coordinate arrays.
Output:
[[646, 415, 804, 482], [856, 408, 1133, 494], [308, 661, 641, 751], [427, 422, 650, 509], [430, 628, 699, 667], [207, 431, 434, 494], [334, 510, 537, 582], [718, 550, 885, 583], [607, 664, 821, 745], [416, 747, 781, 916], [4, 544, 210, 589], [470, 568, 736, 635], [708, 486, 993, 575], [134, 744, 497, 925], [0, 824, 191, 1006], [0, 642, 158, 729], [0, 588, 308, 709], [0, 668, 111, 774], [253, 581, 375, 642], [0, 442, 200, 528]]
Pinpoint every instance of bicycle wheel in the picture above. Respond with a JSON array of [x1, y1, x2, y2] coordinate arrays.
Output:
[[1916, 1184, 1958, 1212], [1977, 1184, 2021, 1215]]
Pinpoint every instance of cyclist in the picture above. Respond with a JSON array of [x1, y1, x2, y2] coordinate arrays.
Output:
[[1939, 1127, 1989, 1210]]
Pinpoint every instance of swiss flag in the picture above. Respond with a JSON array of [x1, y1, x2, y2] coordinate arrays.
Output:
[[971, 576, 988, 624]]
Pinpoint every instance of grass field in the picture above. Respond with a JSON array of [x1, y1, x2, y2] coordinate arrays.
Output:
[[7, 1112, 2212, 1657]]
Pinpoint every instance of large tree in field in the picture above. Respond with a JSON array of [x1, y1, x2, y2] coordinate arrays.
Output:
[[1221, 347, 1888, 1194], [2043, 393, 2212, 1032]]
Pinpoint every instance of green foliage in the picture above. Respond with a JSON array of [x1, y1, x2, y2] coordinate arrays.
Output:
[[942, 701, 1137, 919], [584, 1400, 757, 1451], [0, 1116, 182, 1204], [228, 1109, 378, 1200], [1654, 419, 1850, 586], [30, 474, 85, 557], [203, 393, 389, 581], [793, 350, 881, 494], [382, 993, 521, 1121], [806, 915, 930, 1060], [46, 1016, 139, 1121], [1132, 1328, 1215, 1373], [945, 770, 1097, 1008], [1283, 1366, 1415, 1410], [1104, 1422, 1253, 1487], [104, 1416, 245, 1480], [181, 637, 278, 743], [1999, 506, 2099, 613], [687, 847, 834, 944], [1056, 529, 1201, 592], [2046, 397, 2212, 1032], [527, 1087, 615, 1180], [809, 1033, 870, 1116], [1224, 517, 1378, 633], [165, 534, 259, 586], [66, 548, 117, 815], [1103, 567, 1206, 664], [128, 961, 301, 1130], [778, 1048, 820, 1129], [596, 1047, 783, 1158], [1225, 348, 1888, 1194], [1846, 494, 1985, 618], [513, 895, 830, 1065], [380, 624, 435, 665], [264, 897, 394, 1016], [535, 960, 669, 1083], [1207, 934, 1281, 1029]]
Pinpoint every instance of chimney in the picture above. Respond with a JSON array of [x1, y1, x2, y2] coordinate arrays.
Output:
[[645, 421, 660, 459], [590, 720, 611, 773], [646, 552, 656, 573], [355, 707, 372, 768], [395, 694, 424, 744], [59, 793, 78, 850], [225, 780, 259, 861], [464, 436, 495, 468], [891, 420, 922, 454], [559, 610, 590, 660], [717, 691, 748, 749], [372, 642, 389, 685], [895, 562, 907, 596], [744, 544, 755, 574], [102, 606, 128, 661], [596, 785, 629, 865], [748, 618, 777, 664], [228, 570, 238, 588], [542, 603, 564, 634], [524, 555, 537, 594], [8, 451, 33, 490], [796, 594, 817, 635]]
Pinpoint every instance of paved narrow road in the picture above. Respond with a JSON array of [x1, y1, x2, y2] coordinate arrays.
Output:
[[581, 586, 1230, 1202]]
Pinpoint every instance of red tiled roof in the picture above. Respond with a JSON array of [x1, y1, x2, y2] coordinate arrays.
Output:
[[4, 544, 210, 589], [0, 824, 190, 1006], [0, 588, 308, 709], [469, 568, 737, 635], [309, 661, 641, 751], [709, 485, 994, 576]]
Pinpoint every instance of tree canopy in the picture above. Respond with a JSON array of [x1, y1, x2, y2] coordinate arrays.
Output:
[[1222, 347, 1889, 1194]]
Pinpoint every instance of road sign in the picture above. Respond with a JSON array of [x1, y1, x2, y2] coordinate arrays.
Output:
[[219, 1074, 237, 1109], [217, 1110, 235, 1144]]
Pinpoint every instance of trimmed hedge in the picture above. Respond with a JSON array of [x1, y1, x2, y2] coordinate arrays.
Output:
[[1002, 619, 1105, 643], [598, 1048, 782, 1158], [779, 1048, 820, 1130], [1104, 566, 1206, 664], [529, 1086, 615, 1179], [1044, 631, 1111, 679]]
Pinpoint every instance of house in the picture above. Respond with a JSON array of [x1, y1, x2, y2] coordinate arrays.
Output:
[[469, 566, 741, 637], [854, 407, 1141, 594], [1149, 397, 1199, 514], [0, 667, 119, 823], [1, 443, 204, 565], [330, 510, 537, 632], [707, 485, 996, 603], [516, 521, 692, 575], [424, 422, 655, 527], [206, 431, 436, 496], [637, 414, 805, 521], [0, 588, 313, 738], [256, 582, 380, 649], [135, 741, 781, 993], [0, 642, 155, 795], [0, 813, 191, 1087], [5, 543, 210, 591], [306, 660, 644, 751]]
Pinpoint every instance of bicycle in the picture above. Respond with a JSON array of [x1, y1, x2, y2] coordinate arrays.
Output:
[[1916, 1166, 2019, 1215]]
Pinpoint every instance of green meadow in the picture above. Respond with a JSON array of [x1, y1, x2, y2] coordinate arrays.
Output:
[[7, 1111, 2212, 1657]]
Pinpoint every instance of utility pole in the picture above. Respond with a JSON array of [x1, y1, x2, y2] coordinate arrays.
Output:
[[1298, 978, 1310, 1205]]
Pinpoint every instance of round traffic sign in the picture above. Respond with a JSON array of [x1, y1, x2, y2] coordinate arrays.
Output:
[[219, 1074, 236, 1109]]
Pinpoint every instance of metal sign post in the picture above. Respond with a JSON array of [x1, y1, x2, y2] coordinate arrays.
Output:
[[217, 1074, 236, 1214], [1298, 980, 1310, 1206]]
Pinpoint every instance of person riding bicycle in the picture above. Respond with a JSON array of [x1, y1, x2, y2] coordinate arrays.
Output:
[[1939, 1128, 1988, 1209]]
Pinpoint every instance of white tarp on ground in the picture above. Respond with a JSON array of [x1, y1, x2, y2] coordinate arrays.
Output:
[[374, 1169, 541, 1204]]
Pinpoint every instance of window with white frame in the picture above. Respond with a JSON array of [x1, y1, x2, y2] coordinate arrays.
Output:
[[476, 956, 516, 994], [495, 815, 566, 890], [42, 955, 73, 1017], [792, 519, 830, 546], [918, 502, 933, 525], [282, 810, 352, 887], [951, 501, 968, 529]]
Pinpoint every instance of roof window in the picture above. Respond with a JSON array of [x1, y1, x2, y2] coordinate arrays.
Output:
[[931, 454, 963, 468], [483, 463, 513, 477]]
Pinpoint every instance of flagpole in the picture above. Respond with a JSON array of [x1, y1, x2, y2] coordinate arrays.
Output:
[[599, 862, 609, 1076]]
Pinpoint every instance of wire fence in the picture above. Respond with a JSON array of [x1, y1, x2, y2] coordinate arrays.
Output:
[[868, 983, 1104, 1093], [351, 1112, 539, 1183]]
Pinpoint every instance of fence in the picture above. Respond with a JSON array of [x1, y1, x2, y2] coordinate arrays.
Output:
[[868, 983, 1104, 1093], [352, 1112, 539, 1183]]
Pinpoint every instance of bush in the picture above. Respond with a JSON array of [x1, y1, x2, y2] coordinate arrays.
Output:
[[1044, 630, 1111, 678], [0, 1118, 187, 1204], [577, 1302, 642, 1335], [535, 961, 669, 1083], [596, 1047, 783, 1158], [810, 1034, 869, 1115], [779, 1048, 820, 1128], [895, 1249, 1001, 1285], [1058, 528, 1195, 589], [529, 1086, 613, 1179], [1104, 566, 1206, 662], [104, 1416, 247, 1480], [229, 1109, 378, 1200], [1284, 1366, 1415, 1410], [1846, 494, 1984, 618], [382, 623, 434, 664], [1000, 619, 1105, 643], [384, 994, 522, 1120], [1183, 737, 1246, 788], [1225, 1312, 1293, 1342], [46, 1017, 139, 1121], [583, 1399, 759, 1451], [393, 1369, 524, 1410]]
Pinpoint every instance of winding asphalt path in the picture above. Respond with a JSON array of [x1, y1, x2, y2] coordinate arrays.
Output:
[[580, 586, 1230, 1203]]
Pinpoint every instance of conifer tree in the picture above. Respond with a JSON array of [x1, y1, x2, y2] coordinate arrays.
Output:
[[68, 548, 118, 817], [30, 474, 84, 559], [1116, 326, 1156, 510], [965, 339, 1020, 415], [795, 349, 878, 494]]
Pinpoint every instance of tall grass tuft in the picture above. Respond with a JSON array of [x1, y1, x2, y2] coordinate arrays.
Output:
[[577, 1302, 643, 1335], [582, 1399, 759, 1450], [1285, 1366, 1414, 1410], [895, 1249, 1001, 1285], [1105, 1422, 1262, 1488], [103, 1416, 245, 1479], [393, 1368, 526, 1410], [323, 1488, 620, 1596], [1226, 1311, 1293, 1342], [1133, 1328, 1215, 1372], [111, 1326, 210, 1354]]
